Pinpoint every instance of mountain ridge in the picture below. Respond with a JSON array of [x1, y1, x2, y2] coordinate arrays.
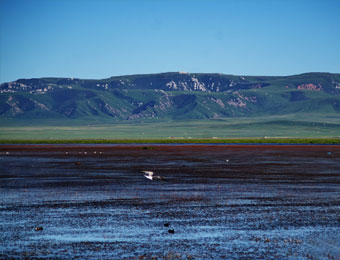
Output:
[[1, 72, 340, 123]]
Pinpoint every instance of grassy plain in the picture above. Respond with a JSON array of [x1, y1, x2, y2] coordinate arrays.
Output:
[[0, 114, 339, 143]]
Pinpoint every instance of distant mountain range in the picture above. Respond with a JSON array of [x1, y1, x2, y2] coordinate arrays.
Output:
[[1, 72, 340, 123]]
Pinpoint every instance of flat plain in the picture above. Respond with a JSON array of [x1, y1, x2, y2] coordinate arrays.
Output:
[[1, 113, 340, 141]]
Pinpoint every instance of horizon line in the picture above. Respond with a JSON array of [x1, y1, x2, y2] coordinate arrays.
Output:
[[1, 71, 340, 84]]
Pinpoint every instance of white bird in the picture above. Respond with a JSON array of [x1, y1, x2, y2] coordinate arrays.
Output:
[[142, 171, 167, 181]]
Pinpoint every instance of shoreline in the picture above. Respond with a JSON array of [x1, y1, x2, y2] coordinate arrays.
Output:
[[1, 143, 340, 152]]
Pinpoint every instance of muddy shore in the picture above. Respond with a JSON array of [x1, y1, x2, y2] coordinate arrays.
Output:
[[1, 145, 340, 259]]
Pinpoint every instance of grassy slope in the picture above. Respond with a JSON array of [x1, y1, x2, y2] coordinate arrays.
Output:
[[2, 72, 340, 122], [1, 73, 339, 143]]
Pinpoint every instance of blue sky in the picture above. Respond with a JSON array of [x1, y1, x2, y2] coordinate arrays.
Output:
[[0, 0, 339, 83]]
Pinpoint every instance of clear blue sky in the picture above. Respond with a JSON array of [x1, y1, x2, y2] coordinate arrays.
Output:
[[1, 0, 339, 83]]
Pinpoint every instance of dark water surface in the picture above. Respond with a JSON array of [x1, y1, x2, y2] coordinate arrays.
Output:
[[1, 145, 340, 259]]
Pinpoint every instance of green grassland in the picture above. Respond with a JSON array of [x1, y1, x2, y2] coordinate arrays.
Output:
[[1, 114, 339, 143]]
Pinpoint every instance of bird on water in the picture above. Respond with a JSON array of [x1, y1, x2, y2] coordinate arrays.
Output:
[[142, 171, 167, 181]]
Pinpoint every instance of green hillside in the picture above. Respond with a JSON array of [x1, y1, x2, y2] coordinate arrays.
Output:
[[1, 72, 339, 139]]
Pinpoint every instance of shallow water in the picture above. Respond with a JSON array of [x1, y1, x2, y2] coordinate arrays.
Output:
[[1, 145, 340, 259]]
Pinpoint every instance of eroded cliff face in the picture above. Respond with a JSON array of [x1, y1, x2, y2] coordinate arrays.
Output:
[[297, 83, 322, 91], [1, 72, 340, 120]]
